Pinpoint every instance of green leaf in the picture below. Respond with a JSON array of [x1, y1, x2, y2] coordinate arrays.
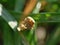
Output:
[[14, 0, 26, 12], [46, 25, 60, 45]]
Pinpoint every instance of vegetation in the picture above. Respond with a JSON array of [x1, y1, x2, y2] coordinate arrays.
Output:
[[0, 0, 60, 45]]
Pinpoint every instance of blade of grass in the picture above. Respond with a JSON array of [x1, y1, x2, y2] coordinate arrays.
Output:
[[10, 11, 60, 23], [0, 4, 18, 31], [46, 24, 60, 45], [14, 0, 26, 12], [3, 21, 14, 45], [0, 4, 30, 45]]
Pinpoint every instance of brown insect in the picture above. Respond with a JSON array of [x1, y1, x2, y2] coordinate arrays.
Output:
[[17, 0, 47, 31], [17, 16, 35, 31]]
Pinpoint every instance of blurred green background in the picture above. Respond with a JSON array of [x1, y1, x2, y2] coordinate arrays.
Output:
[[0, 0, 60, 45]]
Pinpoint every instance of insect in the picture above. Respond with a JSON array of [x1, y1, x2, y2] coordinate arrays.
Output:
[[17, 0, 47, 31], [17, 16, 35, 31]]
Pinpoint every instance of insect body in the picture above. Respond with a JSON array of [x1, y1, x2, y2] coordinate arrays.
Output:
[[17, 16, 35, 31]]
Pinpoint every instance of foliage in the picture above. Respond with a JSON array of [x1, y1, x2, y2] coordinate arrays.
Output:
[[0, 0, 60, 45]]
